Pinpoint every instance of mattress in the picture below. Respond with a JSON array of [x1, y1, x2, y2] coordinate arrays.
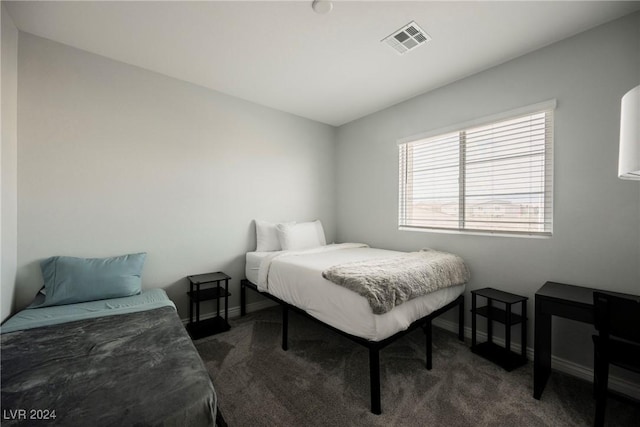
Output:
[[1, 291, 217, 426], [246, 244, 465, 341], [246, 250, 269, 285], [1, 288, 175, 333]]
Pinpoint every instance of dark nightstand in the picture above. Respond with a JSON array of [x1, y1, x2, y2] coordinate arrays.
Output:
[[186, 272, 231, 339], [471, 287, 528, 371]]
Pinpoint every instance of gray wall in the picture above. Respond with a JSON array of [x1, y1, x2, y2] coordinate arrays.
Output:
[[1, 4, 18, 322], [15, 33, 336, 318], [336, 12, 640, 368]]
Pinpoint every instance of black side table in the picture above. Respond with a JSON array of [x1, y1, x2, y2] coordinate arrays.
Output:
[[471, 287, 528, 371], [186, 272, 231, 339]]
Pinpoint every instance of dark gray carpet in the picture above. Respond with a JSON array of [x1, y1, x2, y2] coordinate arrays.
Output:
[[195, 307, 639, 426]]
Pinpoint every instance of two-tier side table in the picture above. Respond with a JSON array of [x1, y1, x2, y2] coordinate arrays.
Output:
[[186, 271, 231, 339], [471, 287, 528, 371]]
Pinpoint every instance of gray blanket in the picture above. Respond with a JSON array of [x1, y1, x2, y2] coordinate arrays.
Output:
[[322, 249, 470, 314], [1, 307, 216, 426]]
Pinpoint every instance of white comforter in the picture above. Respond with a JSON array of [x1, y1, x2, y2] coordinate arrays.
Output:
[[252, 243, 465, 341], [257, 243, 369, 291]]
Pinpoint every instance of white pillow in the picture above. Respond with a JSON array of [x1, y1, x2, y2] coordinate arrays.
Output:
[[276, 220, 326, 251], [255, 220, 294, 252]]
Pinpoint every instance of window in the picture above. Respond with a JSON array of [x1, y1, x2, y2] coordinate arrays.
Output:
[[398, 101, 554, 236]]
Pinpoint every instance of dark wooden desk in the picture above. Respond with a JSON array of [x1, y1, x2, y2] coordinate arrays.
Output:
[[533, 281, 638, 399]]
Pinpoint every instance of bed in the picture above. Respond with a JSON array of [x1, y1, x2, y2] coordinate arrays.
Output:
[[241, 234, 469, 414], [1, 255, 218, 427]]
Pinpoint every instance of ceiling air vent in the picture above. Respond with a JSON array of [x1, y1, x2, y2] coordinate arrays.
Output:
[[382, 21, 431, 55]]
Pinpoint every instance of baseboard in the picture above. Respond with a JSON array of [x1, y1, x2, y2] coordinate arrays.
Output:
[[432, 318, 640, 400]]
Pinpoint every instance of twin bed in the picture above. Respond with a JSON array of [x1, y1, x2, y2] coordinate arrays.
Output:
[[1, 256, 218, 427], [242, 237, 469, 414]]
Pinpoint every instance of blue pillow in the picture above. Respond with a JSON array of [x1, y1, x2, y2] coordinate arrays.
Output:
[[36, 253, 146, 307]]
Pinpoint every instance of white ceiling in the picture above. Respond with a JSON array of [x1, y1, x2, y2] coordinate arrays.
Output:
[[6, 1, 640, 126]]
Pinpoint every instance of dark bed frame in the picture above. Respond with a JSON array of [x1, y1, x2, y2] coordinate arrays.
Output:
[[240, 278, 465, 414]]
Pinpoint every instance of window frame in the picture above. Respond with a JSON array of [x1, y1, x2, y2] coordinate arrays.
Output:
[[398, 100, 555, 238]]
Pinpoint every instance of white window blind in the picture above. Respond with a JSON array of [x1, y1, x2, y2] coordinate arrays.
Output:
[[399, 102, 554, 236]]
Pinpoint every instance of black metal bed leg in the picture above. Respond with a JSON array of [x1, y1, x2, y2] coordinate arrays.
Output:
[[369, 347, 381, 415], [240, 280, 246, 317], [282, 305, 289, 351], [458, 295, 465, 342], [425, 319, 433, 370]]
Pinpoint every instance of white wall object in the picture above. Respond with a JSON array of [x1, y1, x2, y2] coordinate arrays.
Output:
[[618, 85, 640, 179]]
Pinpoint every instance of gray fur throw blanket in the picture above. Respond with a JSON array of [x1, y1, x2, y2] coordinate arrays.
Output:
[[322, 249, 470, 315]]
